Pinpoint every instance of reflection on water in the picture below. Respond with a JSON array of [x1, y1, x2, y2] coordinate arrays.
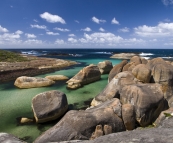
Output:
[[0, 57, 121, 142]]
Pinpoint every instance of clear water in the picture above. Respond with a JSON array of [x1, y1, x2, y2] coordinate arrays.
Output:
[[0, 54, 122, 142]]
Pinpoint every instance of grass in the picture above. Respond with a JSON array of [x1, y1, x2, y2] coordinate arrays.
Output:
[[0, 50, 28, 62]]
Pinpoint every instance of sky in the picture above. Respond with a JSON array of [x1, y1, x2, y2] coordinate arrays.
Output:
[[0, 0, 173, 49]]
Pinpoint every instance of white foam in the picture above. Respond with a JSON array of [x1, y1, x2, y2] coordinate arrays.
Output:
[[140, 52, 154, 56]]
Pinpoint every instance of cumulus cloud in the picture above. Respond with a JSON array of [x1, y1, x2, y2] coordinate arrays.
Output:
[[40, 12, 66, 24], [0, 25, 9, 33], [68, 37, 77, 43], [15, 30, 23, 35], [81, 27, 92, 32], [25, 33, 37, 38], [55, 39, 64, 44], [134, 22, 173, 37], [118, 27, 130, 32], [54, 27, 70, 32], [162, 0, 173, 5], [92, 16, 106, 24], [68, 34, 76, 37], [31, 24, 47, 30], [24, 39, 42, 44], [99, 27, 105, 32], [111, 18, 119, 25], [46, 32, 59, 35]]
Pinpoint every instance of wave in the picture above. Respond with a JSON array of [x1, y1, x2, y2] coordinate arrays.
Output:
[[141, 57, 150, 60], [21, 50, 40, 56], [139, 52, 154, 56], [161, 57, 173, 59], [69, 54, 83, 57]]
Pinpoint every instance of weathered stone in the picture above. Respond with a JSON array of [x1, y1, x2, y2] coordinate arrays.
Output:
[[110, 53, 138, 59], [97, 60, 113, 74], [128, 64, 136, 71], [0, 133, 25, 143], [132, 64, 151, 83], [34, 99, 126, 143], [91, 71, 139, 106], [154, 107, 173, 127], [122, 62, 135, 71], [141, 57, 148, 64], [32, 90, 68, 123], [14, 76, 55, 88], [108, 60, 128, 82], [122, 104, 136, 130], [45, 75, 69, 81], [130, 56, 142, 66], [67, 65, 101, 89], [120, 84, 167, 127]]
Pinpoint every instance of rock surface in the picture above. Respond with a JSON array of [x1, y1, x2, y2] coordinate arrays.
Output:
[[130, 56, 142, 66], [32, 90, 68, 123], [67, 65, 101, 89], [14, 76, 55, 88], [108, 60, 128, 82], [97, 60, 113, 74], [120, 83, 167, 126], [45, 75, 69, 81], [0, 133, 25, 143], [34, 99, 125, 143], [110, 53, 138, 59]]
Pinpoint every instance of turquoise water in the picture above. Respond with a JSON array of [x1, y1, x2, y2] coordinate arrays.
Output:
[[0, 57, 122, 142]]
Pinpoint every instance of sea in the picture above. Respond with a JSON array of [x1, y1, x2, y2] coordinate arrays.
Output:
[[0, 48, 173, 142]]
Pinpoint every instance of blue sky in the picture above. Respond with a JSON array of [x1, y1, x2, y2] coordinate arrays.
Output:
[[0, 0, 173, 49]]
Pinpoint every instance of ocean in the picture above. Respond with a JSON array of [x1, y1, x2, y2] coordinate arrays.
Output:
[[0, 48, 173, 142]]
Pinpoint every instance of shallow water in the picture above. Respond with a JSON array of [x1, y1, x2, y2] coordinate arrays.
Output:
[[0, 57, 121, 142]]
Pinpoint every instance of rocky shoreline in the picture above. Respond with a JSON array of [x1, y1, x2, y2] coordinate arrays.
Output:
[[0, 55, 77, 83]]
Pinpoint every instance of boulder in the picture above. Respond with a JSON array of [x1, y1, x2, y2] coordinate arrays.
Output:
[[120, 84, 168, 127], [108, 60, 128, 82], [154, 107, 173, 127], [14, 76, 55, 88], [67, 65, 101, 89], [34, 99, 126, 143], [97, 60, 113, 74], [32, 90, 68, 123], [45, 75, 69, 81], [141, 57, 148, 64], [91, 71, 140, 107], [132, 64, 151, 83], [122, 104, 136, 130], [110, 53, 138, 60], [0, 133, 25, 143], [122, 62, 135, 71], [130, 56, 142, 66]]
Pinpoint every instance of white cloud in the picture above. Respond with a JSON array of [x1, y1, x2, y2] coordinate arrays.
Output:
[[68, 37, 77, 43], [55, 39, 64, 44], [24, 39, 42, 44], [118, 27, 130, 32], [40, 12, 66, 24], [164, 18, 171, 22], [162, 0, 173, 5], [25, 33, 37, 38], [54, 27, 70, 32], [68, 34, 76, 37], [31, 24, 47, 30], [15, 30, 23, 35], [92, 16, 106, 24], [134, 22, 173, 37], [0, 25, 9, 33], [46, 32, 59, 35], [75, 20, 79, 23], [33, 19, 38, 23], [111, 18, 119, 25], [99, 27, 105, 32], [81, 27, 92, 32]]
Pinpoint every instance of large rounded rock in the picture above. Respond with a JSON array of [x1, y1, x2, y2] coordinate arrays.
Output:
[[122, 62, 135, 71], [45, 75, 69, 81], [67, 65, 101, 89], [122, 104, 136, 130], [91, 71, 140, 107], [0, 133, 25, 143], [14, 76, 55, 88], [120, 84, 167, 127], [34, 99, 126, 143], [108, 60, 128, 82], [130, 56, 142, 66], [97, 60, 113, 74], [32, 90, 68, 123], [132, 64, 151, 83]]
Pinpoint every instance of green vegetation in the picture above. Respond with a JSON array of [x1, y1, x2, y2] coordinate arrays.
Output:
[[164, 113, 173, 117], [0, 50, 28, 62]]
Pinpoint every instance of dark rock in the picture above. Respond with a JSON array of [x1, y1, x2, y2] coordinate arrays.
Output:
[[32, 90, 68, 123]]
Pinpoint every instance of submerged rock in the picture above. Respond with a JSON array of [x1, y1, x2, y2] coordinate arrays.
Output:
[[32, 90, 68, 123], [14, 76, 55, 88], [34, 99, 125, 143], [66, 65, 101, 89], [97, 60, 113, 74], [0, 133, 25, 143]]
